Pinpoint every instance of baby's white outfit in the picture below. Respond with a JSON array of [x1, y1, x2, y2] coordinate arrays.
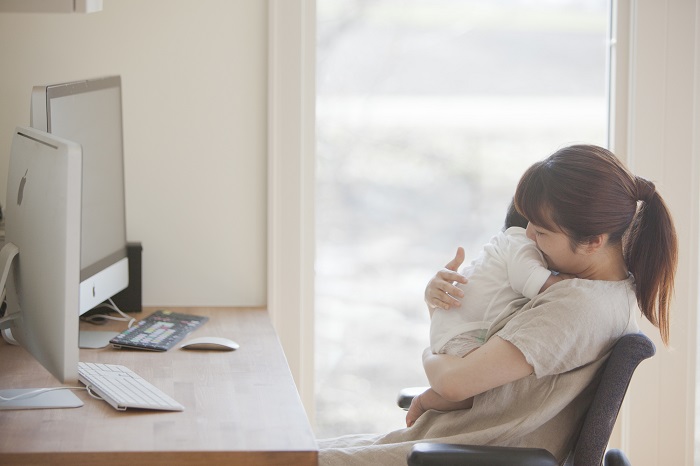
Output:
[[430, 226, 551, 356]]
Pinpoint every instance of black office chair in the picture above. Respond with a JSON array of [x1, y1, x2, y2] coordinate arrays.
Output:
[[397, 332, 655, 466]]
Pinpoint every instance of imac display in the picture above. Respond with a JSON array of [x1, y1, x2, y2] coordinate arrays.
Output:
[[0, 126, 83, 409], [31, 75, 128, 315]]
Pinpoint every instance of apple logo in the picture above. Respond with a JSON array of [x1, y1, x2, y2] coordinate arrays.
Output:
[[17, 169, 28, 206]]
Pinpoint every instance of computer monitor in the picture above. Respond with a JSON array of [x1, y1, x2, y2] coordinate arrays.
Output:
[[30, 75, 128, 316], [0, 126, 83, 409]]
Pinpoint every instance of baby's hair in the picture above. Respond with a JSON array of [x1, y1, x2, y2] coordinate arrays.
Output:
[[504, 198, 528, 230]]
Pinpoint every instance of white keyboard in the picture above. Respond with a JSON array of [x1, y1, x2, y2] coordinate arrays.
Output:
[[78, 362, 184, 412]]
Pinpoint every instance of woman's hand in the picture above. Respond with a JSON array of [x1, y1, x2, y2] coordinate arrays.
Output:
[[425, 247, 468, 312]]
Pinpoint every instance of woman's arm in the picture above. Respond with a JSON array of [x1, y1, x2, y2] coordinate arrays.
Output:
[[422, 337, 533, 402]]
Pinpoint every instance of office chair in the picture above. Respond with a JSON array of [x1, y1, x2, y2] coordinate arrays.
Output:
[[397, 332, 655, 466]]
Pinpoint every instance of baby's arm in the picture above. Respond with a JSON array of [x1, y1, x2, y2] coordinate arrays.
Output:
[[406, 387, 473, 427], [539, 272, 576, 293]]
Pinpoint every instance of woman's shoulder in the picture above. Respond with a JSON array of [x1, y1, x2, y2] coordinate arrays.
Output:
[[497, 276, 639, 377], [531, 276, 637, 323], [543, 275, 634, 295]]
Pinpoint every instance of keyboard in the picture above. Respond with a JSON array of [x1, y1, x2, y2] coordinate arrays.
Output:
[[78, 362, 184, 412], [109, 310, 209, 351]]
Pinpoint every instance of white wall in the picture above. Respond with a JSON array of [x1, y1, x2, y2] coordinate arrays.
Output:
[[0, 0, 268, 307], [611, 1, 700, 464]]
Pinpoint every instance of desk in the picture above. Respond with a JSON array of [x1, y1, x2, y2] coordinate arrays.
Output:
[[0, 307, 318, 466]]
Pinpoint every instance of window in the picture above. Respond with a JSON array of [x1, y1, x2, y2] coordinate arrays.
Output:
[[315, 0, 609, 437]]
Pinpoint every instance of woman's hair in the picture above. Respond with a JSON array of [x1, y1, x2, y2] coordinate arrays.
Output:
[[513, 144, 678, 345]]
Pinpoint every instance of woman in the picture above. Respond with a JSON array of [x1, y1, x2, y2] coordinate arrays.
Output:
[[318, 145, 677, 466]]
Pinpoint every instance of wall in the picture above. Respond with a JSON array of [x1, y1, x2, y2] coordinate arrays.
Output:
[[608, 0, 699, 464], [0, 0, 268, 307]]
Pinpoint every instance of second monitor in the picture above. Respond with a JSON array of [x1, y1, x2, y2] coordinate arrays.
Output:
[[31, 75, 129, 316]]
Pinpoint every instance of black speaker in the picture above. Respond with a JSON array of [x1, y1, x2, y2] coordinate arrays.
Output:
[[112, 242, 143, 313]]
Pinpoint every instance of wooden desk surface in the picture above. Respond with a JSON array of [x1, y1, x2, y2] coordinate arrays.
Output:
[[0, 307, 318, 466]]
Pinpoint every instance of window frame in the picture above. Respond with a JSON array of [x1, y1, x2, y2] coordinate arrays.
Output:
[[268, 2, 700, 460]]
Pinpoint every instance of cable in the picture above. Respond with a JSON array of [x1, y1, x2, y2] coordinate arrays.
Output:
[[85, 385, 104, 401], [108, 298, 136, 328], [0, 386, 87, 402], [80, 299, 135, 328]]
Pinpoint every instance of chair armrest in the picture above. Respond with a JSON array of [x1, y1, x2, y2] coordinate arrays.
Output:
[[407, 443, 559, 466], [604, 448, 632, 466], [397, 386, 427, 410]]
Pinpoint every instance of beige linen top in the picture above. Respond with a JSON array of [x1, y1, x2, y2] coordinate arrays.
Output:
[[318, 277, 640, 466]]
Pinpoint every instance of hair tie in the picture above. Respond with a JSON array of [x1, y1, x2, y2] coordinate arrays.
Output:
[[636, 176, 656, 202]]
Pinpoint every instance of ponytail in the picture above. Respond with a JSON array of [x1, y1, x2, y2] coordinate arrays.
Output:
[[514, 146, 678, 346], [625, 176, 678, 346]]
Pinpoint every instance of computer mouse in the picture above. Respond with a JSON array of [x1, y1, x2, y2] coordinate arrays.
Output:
[[180, 336, 240, 351]]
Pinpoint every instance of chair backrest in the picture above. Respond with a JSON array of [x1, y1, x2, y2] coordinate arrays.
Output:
[[569, 332, 656, 466]]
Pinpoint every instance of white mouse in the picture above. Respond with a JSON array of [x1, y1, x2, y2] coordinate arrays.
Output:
[[180, 336, 240, 351]]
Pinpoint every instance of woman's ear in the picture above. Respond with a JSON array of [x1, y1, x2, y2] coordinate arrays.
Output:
[[583, 234, 608, 254]]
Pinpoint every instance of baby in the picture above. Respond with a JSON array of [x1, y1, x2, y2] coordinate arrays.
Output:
[[407, 201, 572, 427]]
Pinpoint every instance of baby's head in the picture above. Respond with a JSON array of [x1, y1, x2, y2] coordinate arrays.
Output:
[[504, 198, 528, 230]]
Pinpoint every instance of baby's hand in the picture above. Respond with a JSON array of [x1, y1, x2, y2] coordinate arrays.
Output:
[[405, 394, 426, 427]]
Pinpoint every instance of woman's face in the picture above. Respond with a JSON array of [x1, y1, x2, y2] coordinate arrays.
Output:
[[525, 221, 585, 275]]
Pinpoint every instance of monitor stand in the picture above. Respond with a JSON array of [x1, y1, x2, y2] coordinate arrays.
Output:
[[0, 389, 83, 410], [0, 243, 83, 410], [79, 330, 119, 349]]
